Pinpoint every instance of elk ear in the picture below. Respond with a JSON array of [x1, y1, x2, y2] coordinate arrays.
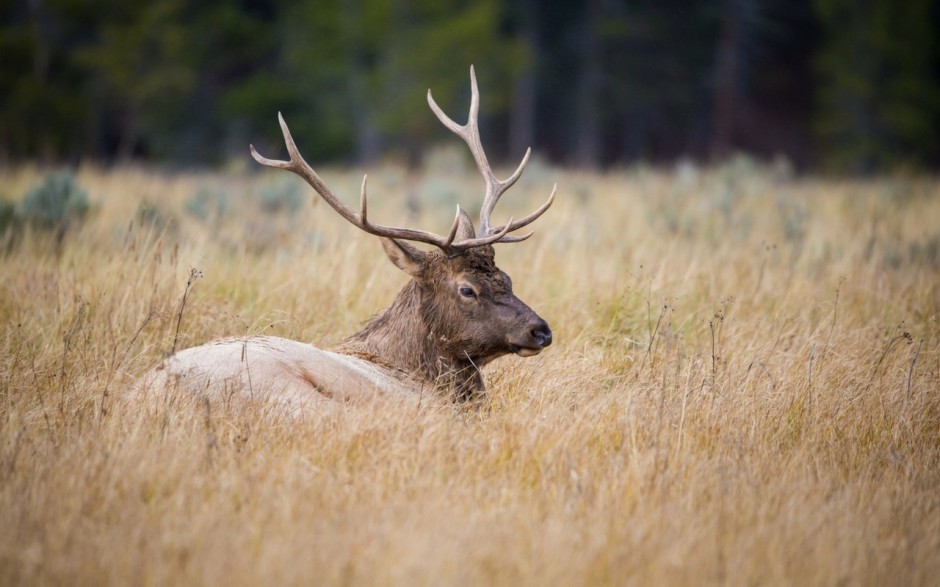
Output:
[[380, 238, 426, 277], [454, 208, 477, 241]]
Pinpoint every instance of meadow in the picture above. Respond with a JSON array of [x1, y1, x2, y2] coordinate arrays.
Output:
[[1, 158, 938, 585]]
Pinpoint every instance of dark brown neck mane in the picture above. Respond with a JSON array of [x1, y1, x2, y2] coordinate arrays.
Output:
[[334, 281, 487, 402]]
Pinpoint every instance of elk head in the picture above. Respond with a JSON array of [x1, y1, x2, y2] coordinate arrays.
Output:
[[380, 211, 552, 363], [250, 66, 555, 397]]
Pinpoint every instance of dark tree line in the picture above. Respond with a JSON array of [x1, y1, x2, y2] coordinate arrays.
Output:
[[1, 0, 938, 172]]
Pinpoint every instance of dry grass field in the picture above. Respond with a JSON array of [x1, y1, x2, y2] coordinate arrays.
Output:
[[1, 159, 938, 585]]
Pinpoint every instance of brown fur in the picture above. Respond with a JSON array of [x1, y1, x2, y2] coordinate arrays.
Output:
[[137, 239, 551, 408], [336, 242, 550, 402]]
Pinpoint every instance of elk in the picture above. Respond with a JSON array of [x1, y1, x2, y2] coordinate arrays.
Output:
[[138, 67, 555, 413]]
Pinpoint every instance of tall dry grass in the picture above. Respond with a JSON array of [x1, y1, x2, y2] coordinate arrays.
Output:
[[1, 160, 938, 586]]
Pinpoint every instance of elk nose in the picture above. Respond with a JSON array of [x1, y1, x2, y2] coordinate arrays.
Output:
[[531, 320, 553, 348]]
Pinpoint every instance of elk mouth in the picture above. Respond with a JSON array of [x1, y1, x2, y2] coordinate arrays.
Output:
[[507, 320, 553, 357], [512, 345, 544, 357]]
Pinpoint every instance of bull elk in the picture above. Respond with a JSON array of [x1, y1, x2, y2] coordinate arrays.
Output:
[[138, 67, 555, 413]]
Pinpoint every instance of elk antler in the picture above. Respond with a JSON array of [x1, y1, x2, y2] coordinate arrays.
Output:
[[427, 65, 556, 241], [250, 114, 511, 251], [250, 66, 554, 252]]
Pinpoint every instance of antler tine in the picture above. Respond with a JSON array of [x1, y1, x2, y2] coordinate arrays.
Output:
[[358, 175, 369, 223], [443, 206, 461, 248], [489, 183, 557, 236], [427, 66, 551, 240], [478, 147, 532, 236], [494, 232, 533, 244], [251, 113, 362, 228]]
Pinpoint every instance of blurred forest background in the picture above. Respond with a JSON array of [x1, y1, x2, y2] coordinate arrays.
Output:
[[1, 0, 938, 173]]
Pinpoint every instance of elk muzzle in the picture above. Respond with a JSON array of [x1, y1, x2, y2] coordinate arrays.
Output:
[[509, 316, 553, 357]]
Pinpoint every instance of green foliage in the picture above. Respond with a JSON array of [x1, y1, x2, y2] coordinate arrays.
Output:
[[17, 171, 90, 236], [2, 0, 938, 170], [276, 0, 526, 163], [0, 0, 98, 159], [74, 0, 196, 159], [813, 0, 940, 172]]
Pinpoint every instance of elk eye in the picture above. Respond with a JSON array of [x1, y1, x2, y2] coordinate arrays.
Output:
[[459, 286, 477, 299]]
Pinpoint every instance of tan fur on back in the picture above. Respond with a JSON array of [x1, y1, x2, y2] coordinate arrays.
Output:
[[136, 336, 425, 417]]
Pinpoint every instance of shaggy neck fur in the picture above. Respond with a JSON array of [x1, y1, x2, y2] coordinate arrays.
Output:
[[334, 281, 488, 402]]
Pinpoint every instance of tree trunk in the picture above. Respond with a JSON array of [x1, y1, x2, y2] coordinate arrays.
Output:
[[710, 0, 744, 162], [342, 0, 381, 164], [509, 0, 538, 159], [575, 0, 602, 168]]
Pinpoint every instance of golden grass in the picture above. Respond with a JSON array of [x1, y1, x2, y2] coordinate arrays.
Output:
[[1, 161, 938, 585]]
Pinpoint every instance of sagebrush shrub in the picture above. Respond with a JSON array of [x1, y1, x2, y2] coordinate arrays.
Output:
[[17, 171, 90, 237]]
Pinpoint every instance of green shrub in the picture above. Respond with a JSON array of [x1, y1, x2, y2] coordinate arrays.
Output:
[[17, 172, 90, 237], [185, 187, 230, 222], [257, 179, 303, 215]]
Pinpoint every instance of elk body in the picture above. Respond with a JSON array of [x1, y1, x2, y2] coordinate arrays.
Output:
[[138, 68, 555, 414]]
